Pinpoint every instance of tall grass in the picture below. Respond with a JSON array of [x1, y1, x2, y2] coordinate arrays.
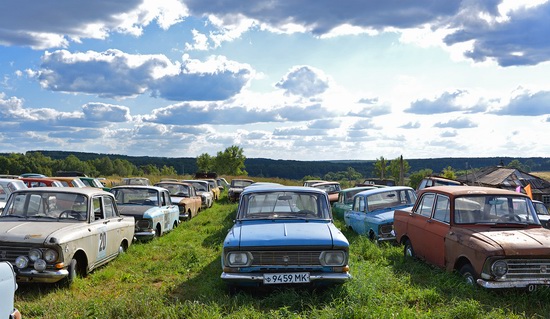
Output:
[[14, 193, 550, 319]]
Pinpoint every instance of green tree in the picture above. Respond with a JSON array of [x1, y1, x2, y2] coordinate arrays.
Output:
[[214, 145, 247, 175], [160, 165, 177, 176], [441, 166, 456, 179], [196, 153, 213, 173], [507, 159, 530, 172], [388, 156, 410, 185], [373, 156, 388, 179]]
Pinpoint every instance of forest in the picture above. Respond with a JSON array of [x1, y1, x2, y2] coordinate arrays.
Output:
[[0, 150, 548, 181]]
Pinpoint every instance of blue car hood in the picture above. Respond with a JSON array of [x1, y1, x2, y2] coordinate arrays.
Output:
[[225, 220, 348, 250], [369, 210, 396, 222]]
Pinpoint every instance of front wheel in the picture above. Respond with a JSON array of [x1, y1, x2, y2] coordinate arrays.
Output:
[[403, 239, 415, 258], [59, 258, 77, 287], [459, 264, 478, 286]]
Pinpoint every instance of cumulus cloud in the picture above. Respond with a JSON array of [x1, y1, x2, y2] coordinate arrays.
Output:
[[82, 103, 132, 122], [494, 90, 550, 116], [31, 50, 252, 100], [275, 66, 330, 98], [347, 104, 391, 117], [143, 102, 336, 125], [434, 117, 477, 129], [400, 122, 421, 129], [0, 0, 187, 49], [406, 90, 466, 114], [445, 2, 550, 66], [184, 0, 469, 35]]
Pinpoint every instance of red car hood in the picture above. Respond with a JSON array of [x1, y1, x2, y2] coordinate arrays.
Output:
[[467, 227, 550, 255]]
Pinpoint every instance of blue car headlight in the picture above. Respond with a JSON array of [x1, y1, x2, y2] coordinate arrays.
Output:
[[226, 252, 252, 267], [319, 251, 346, 266]]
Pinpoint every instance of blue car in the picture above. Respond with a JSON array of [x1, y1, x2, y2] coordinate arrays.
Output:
[[111, 185, 180, 240], [221, 186, 351, 290], [344, 186, 417, 241]]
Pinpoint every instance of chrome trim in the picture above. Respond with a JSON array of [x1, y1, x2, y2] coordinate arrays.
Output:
[[221, 271, 351, 283]]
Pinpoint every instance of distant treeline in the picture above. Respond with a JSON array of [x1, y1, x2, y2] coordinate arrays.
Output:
[[8, 151, 549, 180]]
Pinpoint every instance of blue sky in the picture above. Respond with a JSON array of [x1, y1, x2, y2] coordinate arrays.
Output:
[[1, 0, 549, 161]]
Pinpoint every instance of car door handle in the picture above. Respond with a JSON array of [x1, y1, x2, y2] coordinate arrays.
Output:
[[103, 220, 110, 224]]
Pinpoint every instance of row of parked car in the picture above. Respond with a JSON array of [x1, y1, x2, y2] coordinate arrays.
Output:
[[326, 178, 550, 291], [0, 173, 236, 317]]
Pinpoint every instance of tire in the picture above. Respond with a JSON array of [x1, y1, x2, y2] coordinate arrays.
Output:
[[459, 264, 478, 286], [118, 242, 127, 254], [60, 258, 77, 287], [403, 239, 415, 258], [155, 224, 162, 237]]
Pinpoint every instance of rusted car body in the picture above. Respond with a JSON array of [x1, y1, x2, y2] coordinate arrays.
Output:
[[154, 181, 202, 220], [394, 186, 550, 290], [200, 179, 220, 200], [311, 182, 341, 204], [227, 179, 254, 202], [20, 177, 64, 188]]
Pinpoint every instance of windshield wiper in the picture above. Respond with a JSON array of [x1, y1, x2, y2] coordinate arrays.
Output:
[[0, 214, 26, 218]]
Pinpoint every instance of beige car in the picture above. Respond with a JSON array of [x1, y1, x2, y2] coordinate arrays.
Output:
[[200, 179, 221, 200], [0, 187, 135, 286], [154, 181, 202, 220]]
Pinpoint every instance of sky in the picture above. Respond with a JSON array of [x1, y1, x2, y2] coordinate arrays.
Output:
[[0, 0, 549, 161]]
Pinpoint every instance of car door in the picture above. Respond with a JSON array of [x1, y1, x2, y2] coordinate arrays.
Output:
[[405, 193, 435, 260], [421, 194, 451, 268], [160, 190, 177, 232], [346, 195, 367, 234], [100, 195, 126, 256]]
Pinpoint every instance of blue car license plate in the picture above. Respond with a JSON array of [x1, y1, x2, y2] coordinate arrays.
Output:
[[263, 272, 310, 284]]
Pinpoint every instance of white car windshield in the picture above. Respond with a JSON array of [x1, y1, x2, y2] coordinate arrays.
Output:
[[1, 192, 88, 220], [112, 188, 158, 206], [238, 191, 330, 220], [454, 195, 540, 225]]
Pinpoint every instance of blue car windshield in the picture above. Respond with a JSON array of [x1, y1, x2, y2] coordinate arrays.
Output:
[[238, 191, 330, 220]]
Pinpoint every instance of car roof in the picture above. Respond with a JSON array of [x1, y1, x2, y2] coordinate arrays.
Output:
[[241, 185, 327, 196], [155, 181, 192, 187], [340, 186, 377, 193], [418, 185, 530, 197], [355, 185, 415, 196], [12, 186, 111, 196], [311, 181, 340, 186], [110, 185, 167, 192]]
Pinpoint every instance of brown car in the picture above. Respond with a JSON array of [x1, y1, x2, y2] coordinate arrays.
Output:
[[155, 182, 202, 220], [394, 186, 550, 290]]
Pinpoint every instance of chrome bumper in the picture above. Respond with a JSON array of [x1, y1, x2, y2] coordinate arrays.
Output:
[[135, 229, 156, 240], [221, 272, 351, 283], [16, 268, 69, 283], [477, 278, 550, 289]]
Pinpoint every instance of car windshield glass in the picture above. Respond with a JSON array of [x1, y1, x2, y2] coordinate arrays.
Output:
[[534, 202, 550, 216], [158, 184, 189, 197], [232, 180, 253, 188], [0, 192, 88, 220], [365, 189, 416, 212], [454, 195, 540, 225], [112, 188, 158, 206], [313, 183, 341, 193], [187, 182, 206, 192], [239, 191, 330, 220]]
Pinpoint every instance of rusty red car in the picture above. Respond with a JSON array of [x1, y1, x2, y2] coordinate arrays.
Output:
[[394, 186, 550, 290]]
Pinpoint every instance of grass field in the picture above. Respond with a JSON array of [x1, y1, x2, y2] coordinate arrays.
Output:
[[14, 192, 550, 319]]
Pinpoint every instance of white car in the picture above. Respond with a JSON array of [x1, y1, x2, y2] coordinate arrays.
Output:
[[0, 178, 27, 212], [182, 180, 213, 208], [0, 261, 21, 319]]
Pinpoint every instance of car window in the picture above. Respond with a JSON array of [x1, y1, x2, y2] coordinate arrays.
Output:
[[2, 192, 88, 220], [416, 193, 435, 217], [454, 195, 539, 224], [432, 195, 450, 223], [353, 196, 365, 212], [104, 196, 117, 218], [93, 197, 104, 220], [239, 191, 330, 219]]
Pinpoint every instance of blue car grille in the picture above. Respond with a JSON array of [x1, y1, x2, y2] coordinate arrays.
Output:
[[250, 251, 322, 266]]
